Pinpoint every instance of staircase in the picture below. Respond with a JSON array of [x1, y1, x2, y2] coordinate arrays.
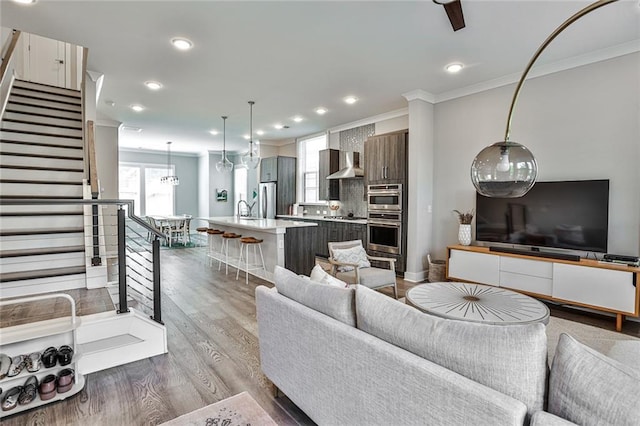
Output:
[[0, 79, 87, 298]]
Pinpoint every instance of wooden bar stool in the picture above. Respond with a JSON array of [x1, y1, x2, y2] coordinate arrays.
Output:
[[206, 229, 225, 267], [236, 236, 266, 285], [196, 226, 209, 247], [221, 232, 242, 275]]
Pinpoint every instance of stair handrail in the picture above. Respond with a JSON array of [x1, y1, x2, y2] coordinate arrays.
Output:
[[0, 29, 21, 119]]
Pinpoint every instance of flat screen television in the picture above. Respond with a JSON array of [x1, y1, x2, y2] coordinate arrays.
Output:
[[475, 179, 609, 253]]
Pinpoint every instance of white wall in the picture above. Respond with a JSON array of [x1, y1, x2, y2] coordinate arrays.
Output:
[[432, 53, 640, 258], [278, 141, 297, 157], [197, 153, 210, 228], [375, 115, 408, 135], [95, 124, 119, 253], [208, 152, 235, 217]]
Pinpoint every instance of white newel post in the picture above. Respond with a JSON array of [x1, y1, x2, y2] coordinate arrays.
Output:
[[402, 90, 435, 282]]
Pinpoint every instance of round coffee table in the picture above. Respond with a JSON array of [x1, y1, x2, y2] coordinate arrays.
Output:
[[406, 282, 550, 325]]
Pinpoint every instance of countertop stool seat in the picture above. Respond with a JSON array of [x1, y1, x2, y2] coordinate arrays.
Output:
[[220, 232, 242, 275], [236, 236, 266, 285], [205, 229, 225, 267], [196, 227, 209, 248]]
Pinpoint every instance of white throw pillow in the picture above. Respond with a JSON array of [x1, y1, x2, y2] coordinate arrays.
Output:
[[310, 264, 348, 288], [332, 245, 371, 272]]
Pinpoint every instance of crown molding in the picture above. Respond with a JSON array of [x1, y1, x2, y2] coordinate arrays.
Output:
[[434, 40, 640, 104], [327, 107, 409, 134], [402, 89, 435, 103], [95, 119, 121, 127]]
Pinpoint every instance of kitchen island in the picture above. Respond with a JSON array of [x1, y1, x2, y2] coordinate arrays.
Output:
[[205, 217, 317, 282]]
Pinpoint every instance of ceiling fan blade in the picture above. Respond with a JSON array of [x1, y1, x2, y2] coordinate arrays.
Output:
[[443, 0, 466, 32]]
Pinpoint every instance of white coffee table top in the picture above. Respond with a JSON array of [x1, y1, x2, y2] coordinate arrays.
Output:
[[406, 282, 550, 325]]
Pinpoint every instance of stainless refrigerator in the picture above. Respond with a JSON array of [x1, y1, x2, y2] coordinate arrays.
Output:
[[259, 182, 276, 219]]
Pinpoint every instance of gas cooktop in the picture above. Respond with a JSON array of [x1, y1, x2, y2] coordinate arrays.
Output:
[[323, 215, 367, 220]]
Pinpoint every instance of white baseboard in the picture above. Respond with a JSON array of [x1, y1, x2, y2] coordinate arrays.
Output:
[[403, 270, 427, 283]]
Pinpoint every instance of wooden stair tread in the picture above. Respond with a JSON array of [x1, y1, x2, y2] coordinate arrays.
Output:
[[0, 139, 83, 150], [0, 266, 86, 283], [0, 128, 82, 140], [14, 80, 81, 98], [0, 245, 85, 258], [0, 211, 82, 217], [0, 179, 82, 185], [0, 227, 84, 237], [0, 151, 83, 160], [0, 164, 83, 172]]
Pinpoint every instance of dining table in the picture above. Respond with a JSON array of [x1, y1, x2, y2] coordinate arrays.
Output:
[[148, 215, 191, 247]]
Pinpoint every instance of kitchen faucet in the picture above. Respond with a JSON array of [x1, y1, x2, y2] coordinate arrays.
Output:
[[237, 200, 255, 218]]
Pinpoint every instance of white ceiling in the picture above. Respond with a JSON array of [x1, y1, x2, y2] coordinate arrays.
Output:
[[2, 0, 639, 155]]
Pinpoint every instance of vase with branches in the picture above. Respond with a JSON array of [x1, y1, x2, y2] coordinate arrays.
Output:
[[453, 209, 474, 245]]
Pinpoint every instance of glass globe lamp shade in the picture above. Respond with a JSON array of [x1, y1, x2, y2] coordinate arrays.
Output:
[[241, 146, 261, 169], [470, 141, 537, 198], [215, 156, 234, 173]]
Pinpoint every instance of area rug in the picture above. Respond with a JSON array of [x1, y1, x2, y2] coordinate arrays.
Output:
[[160, 392, 277, 426]]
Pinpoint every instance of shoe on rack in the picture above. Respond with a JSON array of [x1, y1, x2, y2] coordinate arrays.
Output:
[[38, 374, 57, 401], [57, 346, 74, 366], [42, 347, 58, 368], [1, 387, 21, 411], [57, 369, 74, 394], [25, 352, 42, 373], [17, 376, 38, 405], [0, 353, 10, 379], [7, 355, 26, 377]]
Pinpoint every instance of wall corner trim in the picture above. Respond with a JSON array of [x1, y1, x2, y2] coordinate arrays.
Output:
[[402, 89, 435, 103]]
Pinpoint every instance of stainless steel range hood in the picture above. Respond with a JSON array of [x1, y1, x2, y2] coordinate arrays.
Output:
[[326, 152, 364, 179]]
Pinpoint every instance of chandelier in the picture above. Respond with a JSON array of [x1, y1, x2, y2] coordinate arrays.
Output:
[[160, 141, 179, 185]]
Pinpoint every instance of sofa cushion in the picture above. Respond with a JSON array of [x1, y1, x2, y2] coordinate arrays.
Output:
[[355, 285, 547, 417], [548, 333, 640, 426], [274, 266, 356, 326], [530, 411, 577, 426], [310, 264, 348, 288]]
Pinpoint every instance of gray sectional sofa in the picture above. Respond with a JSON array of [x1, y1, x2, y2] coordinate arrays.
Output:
[[256, 266, 640, 426]]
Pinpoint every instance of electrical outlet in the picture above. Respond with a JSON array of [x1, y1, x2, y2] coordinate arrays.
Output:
[[278, 240, 284, 249]]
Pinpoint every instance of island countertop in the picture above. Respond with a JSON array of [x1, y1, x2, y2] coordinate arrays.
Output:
[[205, 216, 317, 234]]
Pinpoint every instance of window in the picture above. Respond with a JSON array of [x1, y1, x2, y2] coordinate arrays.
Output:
[[118, 163, 174, 216], [297, 133, 327, 203]]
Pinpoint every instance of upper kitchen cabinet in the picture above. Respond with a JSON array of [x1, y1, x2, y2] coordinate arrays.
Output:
[[364, 130, 408, 185], [318, 149, 340, 201], [260, 157, 278, 182]]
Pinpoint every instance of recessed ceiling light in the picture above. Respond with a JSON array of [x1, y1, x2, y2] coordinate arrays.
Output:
[[12, 0, 36, 4], [104, 100, 115, 107], [343, 96, 358, 104], [292, 116, 303, 123], [243, 134, 250, 140], [445, 63, 464, 73], [315, 107, 327, 115], [209, 130, 219, 136], [130, 104, 144, 112], [274, 124, 284, 130], [144, 81, 162, 90], [171, 38, 193, 50], [256, 130, 265, 136]]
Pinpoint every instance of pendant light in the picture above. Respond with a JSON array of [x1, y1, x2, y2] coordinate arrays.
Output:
[[241, 100, 260, 169], [215, 115, 234, 173], [160, 141, 179, 185], [470, 0, 616, 198]]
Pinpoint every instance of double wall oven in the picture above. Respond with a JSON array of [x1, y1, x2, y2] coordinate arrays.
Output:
[[367, 184, 402, 255]]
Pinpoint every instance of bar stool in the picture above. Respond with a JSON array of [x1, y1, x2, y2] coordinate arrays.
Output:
[[236, 236, 266, 285], [196, 226, 209, 247], [206, 229, 225, 267], [221, 232, 242, 275]]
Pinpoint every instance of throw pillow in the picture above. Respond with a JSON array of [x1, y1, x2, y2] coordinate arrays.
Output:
[[332, 245, 371, 272], [310, 264, 348, 288], [548, 333, 640, 426]]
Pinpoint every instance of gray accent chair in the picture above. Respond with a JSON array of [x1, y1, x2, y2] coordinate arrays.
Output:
[[327, 240, 398, 299]]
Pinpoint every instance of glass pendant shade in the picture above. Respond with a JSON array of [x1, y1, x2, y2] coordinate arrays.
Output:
[[241, 100, 260, 169], [215, 115, 234, 173], [471, 141, 537, 198]]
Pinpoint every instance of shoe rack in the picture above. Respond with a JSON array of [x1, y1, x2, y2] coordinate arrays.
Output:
[[0, 293, 85, 418]]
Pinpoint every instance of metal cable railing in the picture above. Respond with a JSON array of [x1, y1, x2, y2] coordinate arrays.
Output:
[[0, 198, 165, 324]]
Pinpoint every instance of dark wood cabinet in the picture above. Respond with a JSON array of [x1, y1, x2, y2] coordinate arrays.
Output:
[[364, 130, 408, 185], [318, 149, 340, 201], [284, 226, 317, 276], [280, 218, 366, 259], [260, 156, 296, 215]]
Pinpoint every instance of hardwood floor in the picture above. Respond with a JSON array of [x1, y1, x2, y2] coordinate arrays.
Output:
[[2, 247, 638, 425]]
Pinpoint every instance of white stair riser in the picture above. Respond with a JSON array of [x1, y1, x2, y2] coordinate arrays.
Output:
[[0, 273, 86, 298], [0, 214, 83, 229], [5, 103, 82, 120], [0, 154, 83, 169], [0, 183, 83, 197], [0, 252, 85, 273], [1, 121, 83, 138], [0, 167, 84, 181], [7, 95, 81, 113], [3, 112, 82, 129], [0, 131, 83, 148], [13, 81, 81, 98], [10, 88, 82, 106], [0, 233, 85, 250], [0, 142, 83, 159], [0, 204, 83, 214]]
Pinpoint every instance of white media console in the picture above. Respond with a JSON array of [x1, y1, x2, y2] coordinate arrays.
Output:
[[446, 245, 640, 331]]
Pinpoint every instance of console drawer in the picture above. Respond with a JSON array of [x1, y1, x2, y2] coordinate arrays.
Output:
[[500, 256, 552, 278], [500, 271, 552, 296]]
